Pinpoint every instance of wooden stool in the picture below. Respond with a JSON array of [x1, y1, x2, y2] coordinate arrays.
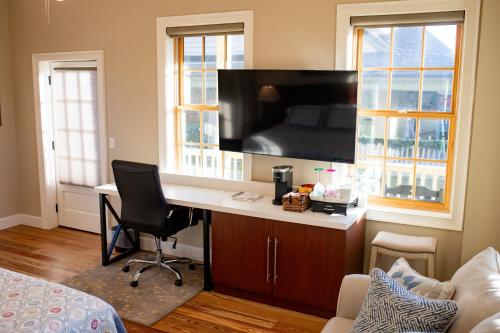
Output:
[[369, 231, 438, 278]]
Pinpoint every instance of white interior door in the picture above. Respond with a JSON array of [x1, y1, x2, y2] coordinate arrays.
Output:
[[50, 61, 106, 233]]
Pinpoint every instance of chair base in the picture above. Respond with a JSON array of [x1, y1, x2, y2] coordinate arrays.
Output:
[[122, 236, 194, 287]]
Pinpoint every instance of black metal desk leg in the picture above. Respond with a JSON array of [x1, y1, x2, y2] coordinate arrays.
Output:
[[99, 193, 109, 266], [203, 209, 213, 291]]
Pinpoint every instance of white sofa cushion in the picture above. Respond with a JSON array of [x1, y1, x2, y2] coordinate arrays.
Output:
[[470, 312, 500, 333], [449, 247, 500, 333], [320, 317, 354, 333], [351, 268, 457, 333], [388, 257, 455, 299]]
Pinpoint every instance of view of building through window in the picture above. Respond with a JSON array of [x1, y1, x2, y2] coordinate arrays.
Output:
[[177, 34, 244, 179], [356, 24, 460, 209]]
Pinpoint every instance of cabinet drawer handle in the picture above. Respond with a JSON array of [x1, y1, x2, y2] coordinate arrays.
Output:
[[274, 237, 279, 284], [266, 236, 271, 283]]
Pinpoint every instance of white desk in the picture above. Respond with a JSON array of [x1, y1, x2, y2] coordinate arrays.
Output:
[[95, 183, 364, 231], [94, 182, 366, 291]]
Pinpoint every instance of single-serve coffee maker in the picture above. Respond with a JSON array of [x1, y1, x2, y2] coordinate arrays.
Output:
[[272, 165, 293, 205]]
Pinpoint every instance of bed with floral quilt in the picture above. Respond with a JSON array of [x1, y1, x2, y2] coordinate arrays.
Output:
[[0, 267, 127, 333]]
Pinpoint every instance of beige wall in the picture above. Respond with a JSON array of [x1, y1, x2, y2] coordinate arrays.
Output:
[[0, 0, 20, 218], [460, 0, 500, 263], [6, 0, 498, 279]]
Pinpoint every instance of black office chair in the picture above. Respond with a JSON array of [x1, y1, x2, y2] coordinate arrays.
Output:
[[112, 160, 195, 287]]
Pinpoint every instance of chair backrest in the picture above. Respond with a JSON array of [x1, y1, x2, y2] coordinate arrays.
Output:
[[112, 160, 167, 231]]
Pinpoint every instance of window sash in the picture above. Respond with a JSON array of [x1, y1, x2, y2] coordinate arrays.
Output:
[[355, 24, 462, 211], [176, 35, 243, 179]]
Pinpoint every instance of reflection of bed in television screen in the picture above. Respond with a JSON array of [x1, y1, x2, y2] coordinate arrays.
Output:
[[218, 70, 358, 163]]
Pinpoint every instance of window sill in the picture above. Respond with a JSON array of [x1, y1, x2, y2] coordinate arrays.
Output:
[[159, 172, 274, 196], [365, 203, 461, 231]]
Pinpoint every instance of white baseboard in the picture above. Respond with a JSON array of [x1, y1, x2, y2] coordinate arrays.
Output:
[[0, 214, 43, 230], [139, 235, 204, 262], [0, 215, 22, 230], [20, 214, 43, 228]]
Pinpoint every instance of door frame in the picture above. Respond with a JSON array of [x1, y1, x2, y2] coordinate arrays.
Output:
[[32, 51, 108, 229]]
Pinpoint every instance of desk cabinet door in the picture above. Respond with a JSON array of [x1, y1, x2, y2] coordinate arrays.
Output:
[[212, 212, 274, 297], [272, 221, 345, 316]]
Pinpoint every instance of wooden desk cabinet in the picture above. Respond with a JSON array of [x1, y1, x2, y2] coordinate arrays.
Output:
[[212, 211, 366, 318]]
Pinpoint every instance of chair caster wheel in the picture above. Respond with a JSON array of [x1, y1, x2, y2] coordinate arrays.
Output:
[[175, 279, 182, 287], [130, 280, 138, 287], [189, 263, 196, 270], [122, 266, 129, 272]]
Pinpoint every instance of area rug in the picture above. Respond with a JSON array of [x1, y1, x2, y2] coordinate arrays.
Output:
[[62, 251, 204, 326]]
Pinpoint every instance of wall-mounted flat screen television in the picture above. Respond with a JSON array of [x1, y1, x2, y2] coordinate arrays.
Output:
[[218, 69, 358, 163]]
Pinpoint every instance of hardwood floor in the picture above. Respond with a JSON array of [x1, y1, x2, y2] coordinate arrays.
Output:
[[0, 225, 327, 333]]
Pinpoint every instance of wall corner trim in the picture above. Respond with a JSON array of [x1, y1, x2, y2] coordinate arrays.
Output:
[[0, 214, 44, 230]]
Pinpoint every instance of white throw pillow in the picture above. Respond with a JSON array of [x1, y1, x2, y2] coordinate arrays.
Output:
[[387, 257, 455, 299]]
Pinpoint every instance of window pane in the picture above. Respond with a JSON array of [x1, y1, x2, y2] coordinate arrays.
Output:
[[205, 36, 225, 69], [356, 158, 383, 196], [202, 146, 221, 178], [53, 69, 101, 188], [418, 119, 449, 161], [183, 37, 202, 69], [424, 25, 457, 67], [415, 162, 446, 202], [228, 34, 244, 69], [181, 144, 201, 175], [390, 71, 420, 111], [202, 111, 219, 145], [357, 116, 385, 156], [385, 159, 414, 199], [387, 117, 416, 158], [362, 28, 391, 68], [205, 72, 218, 105], [360, 71, 388, 110], [181, 110, 200, 143], [183, 71, 202, 104], [392, 26, 423, 68], [421, 70, 453, 112], [224, 151, 243, 180]]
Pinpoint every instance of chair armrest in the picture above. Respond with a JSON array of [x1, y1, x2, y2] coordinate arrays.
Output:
[[336, 274, 370, 320]]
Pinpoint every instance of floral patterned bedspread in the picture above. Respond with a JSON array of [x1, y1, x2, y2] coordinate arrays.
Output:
[[0, 268, 127, 333]]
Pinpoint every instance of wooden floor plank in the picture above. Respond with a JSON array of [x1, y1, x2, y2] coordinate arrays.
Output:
[[0, 226, 327, 333]]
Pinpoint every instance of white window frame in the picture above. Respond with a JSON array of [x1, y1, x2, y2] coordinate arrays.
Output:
[[336, 0, 481, 231], [157, 11, 254, 182]]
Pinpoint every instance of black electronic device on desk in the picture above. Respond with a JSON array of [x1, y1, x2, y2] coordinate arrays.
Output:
[[310, 188, 358, 216], [272, 165, 293, 205]]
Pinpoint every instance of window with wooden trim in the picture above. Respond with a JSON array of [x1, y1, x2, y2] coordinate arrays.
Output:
[[177, 34, 244, 179], [355, 24, 462, 211]]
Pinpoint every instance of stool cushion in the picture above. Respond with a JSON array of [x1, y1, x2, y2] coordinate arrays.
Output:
[[372, 231, 437, 254], [388, 257, 455, 299]]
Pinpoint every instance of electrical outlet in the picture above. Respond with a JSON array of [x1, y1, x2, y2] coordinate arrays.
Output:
[[109, 137, 115, 149]]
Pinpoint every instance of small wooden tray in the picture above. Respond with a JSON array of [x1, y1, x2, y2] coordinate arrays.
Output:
[[282, 191, 312, 213]]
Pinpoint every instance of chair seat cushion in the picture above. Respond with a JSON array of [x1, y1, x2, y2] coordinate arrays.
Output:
[[372, 231, 437, 254], [122, 206, 191, 238], [388, 257, 455, 299], [351, 268, 457, 333], [320, 317, 354, 333]]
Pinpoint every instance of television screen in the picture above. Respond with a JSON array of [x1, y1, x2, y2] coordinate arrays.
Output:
[[218, 70, 358, 163]]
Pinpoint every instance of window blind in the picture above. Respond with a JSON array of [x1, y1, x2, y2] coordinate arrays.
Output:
[[166, 22, 244, 37], [52, 67, 102, 188], [350, 11, 464, 28]]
